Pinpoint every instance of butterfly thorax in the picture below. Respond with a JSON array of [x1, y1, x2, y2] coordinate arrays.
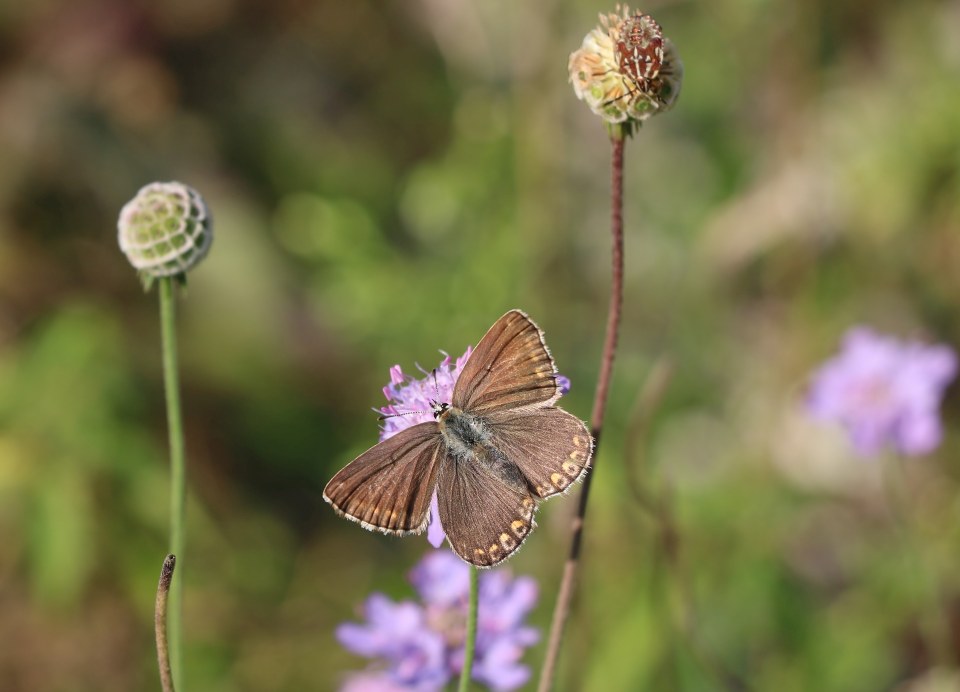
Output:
[[435, 404, 490, 459]]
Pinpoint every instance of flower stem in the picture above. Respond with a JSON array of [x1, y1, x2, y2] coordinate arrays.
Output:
[[459, 566, 479, 692], [160, 277, 186, 691], [155, 554, 177, 692], [539, 130, 626, 691]]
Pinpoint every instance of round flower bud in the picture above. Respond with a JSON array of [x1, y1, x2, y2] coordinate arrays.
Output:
[[569, 6, 683, 126], [117, 182, 212, 278]]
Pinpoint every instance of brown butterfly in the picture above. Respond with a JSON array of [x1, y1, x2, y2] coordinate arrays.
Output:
[[323, 310, 593, 567]]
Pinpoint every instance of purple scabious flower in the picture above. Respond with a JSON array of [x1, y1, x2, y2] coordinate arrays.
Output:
[[335, 595, 449, 690], [807, 327, 957, 457], [338, 551, 539, 691], [339, 672, 418, 692], [471, 564, 540, 690], [379, 349, 473, 441]]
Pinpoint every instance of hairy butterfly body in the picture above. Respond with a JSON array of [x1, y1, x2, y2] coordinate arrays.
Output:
[[323, 310, 593, 567]]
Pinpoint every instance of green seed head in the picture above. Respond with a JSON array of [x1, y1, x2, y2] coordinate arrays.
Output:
[[118, 182, 212, 279]]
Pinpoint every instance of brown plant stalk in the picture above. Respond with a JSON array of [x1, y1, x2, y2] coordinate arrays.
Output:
[[156, 554, 177, 692], [539, 133, 625, 691]]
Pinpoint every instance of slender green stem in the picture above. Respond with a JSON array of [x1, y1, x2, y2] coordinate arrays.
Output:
[[156, 554, 177, 692], [159, 277, 186, 691], [458, 567, 479, 692]]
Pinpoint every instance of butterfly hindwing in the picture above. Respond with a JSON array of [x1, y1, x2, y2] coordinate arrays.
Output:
[[436, 450, 537, 568], [452, 310, 559, 415], [323, 422, 444, 535], [484, 407, 592, 499]]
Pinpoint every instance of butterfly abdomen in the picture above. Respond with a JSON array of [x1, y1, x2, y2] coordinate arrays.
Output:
[[440, 408, 529, 490]]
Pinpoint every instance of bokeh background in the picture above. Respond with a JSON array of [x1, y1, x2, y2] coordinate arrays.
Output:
[[2, 0, 960, 689]]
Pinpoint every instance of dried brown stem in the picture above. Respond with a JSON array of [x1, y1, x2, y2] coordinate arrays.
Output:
[[156, 554, 177, 692], [538, 133, 625, 692]]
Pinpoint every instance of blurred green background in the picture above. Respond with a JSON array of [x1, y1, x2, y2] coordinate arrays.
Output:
[[2, 0, 960, 689]]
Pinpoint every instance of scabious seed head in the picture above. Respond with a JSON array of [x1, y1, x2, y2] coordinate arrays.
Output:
[[569, 5, 683, 127], [117, 182, 212, 280]]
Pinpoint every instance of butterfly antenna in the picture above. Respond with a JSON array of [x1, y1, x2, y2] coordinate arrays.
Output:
[[377, 409, 427, 422], [432, 368, 441, 401]]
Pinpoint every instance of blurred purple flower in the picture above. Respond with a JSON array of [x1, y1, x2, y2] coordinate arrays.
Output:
[[378, 349, 570, 549], [411, 552, 539, 690], [807, 327, 957, 457], [340, 672, 413, 692], [335, 595, 448, 690], [409, 547, 471, 608], [338, 551, 539, 691], [472, 565, 540, 690]]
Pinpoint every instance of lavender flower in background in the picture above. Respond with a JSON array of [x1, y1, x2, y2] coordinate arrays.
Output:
[[337, 550, 539, 692], [412, 551, 539, 691], [378, 349, 571, 548], [336, 594, 447, 691], [807, 327, 957, 457], [339, 672, 410, 692]]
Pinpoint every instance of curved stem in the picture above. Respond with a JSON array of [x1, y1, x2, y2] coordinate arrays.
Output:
[[459, 567, 480, 692], [539, 132, 626, 691], [156, 554, 177, 692], [160, 278, 186, 691]]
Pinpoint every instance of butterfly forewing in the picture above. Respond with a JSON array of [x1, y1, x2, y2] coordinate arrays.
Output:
[[452, 310, 559, 415], [323, 422, 444, 534], [484, 407, 592, 499], [436, 456, 537, 567]]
